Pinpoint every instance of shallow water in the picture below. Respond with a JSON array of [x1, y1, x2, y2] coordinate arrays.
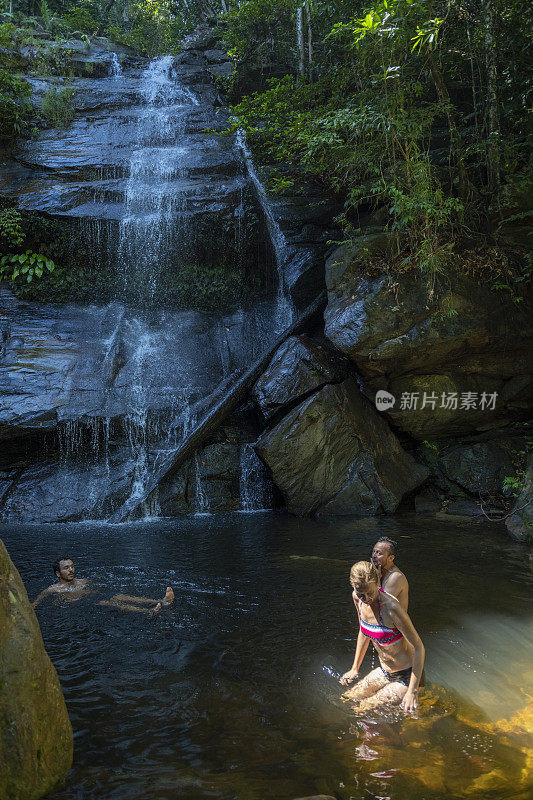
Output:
[[3, 513, 532, 800]]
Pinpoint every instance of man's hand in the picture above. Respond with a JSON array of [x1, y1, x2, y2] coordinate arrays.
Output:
[[401, 689, 418, 713], [339, 669, 359, 686]]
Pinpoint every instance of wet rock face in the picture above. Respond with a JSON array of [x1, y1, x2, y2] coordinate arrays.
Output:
[[0, 454, 136, 523], [0, 539, 73, 800], [324, 237, 532, 439], [506, 458, 533, 542], [0, 291, 272, 442], [255, 378, 428, 516], [252, 335, 348, 421], [437, 437, 521, 495]]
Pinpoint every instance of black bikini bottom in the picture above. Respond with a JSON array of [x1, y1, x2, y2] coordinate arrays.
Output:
[[380, 666, 412, 687]]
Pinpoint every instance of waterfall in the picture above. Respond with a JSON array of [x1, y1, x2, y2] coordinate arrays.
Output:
[[2, 54, 285, 522], [236, 130, 294, 334], [109, 52, 123, 78], [239, 444, 273, 512], [118, 56, 199, 302]]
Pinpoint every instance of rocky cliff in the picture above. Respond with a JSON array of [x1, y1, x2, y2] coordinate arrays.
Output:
[[0, 27, 531, 532]]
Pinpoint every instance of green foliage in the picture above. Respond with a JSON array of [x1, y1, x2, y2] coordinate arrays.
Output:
[[63, 6, 98, 34], [105, 1, 189, 56], [422, 440, 439, 454], [0, 208, 24, 247], [41, 85, 75, 127], [0, 21, 17, 46], [0, 250, 56, 283], [39, 0, 52, 31], [34, 41, 73, 76], [223, 0, 532, 281], [0, 66, 32, 141]]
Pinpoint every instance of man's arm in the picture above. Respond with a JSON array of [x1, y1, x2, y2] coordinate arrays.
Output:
[[32, 587, 54, 608]]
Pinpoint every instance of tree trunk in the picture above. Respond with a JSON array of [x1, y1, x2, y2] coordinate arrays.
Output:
[[305, 2, 313, 80], [426, 49, 471, 201], [296, 6, 305, 78], [483, 0, 500, 197]]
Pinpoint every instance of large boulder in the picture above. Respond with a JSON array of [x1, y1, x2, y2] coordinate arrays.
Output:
[[255, 378, 428, 516], [323, 236, 532, 439], [0, 539, 73, 800], [252, 335, 348, 421]]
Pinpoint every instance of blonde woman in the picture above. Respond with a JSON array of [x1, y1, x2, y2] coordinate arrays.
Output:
[[339, 561, 424, 712]]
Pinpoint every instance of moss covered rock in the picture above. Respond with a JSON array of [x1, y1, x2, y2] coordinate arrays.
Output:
[[0, 539, 73, 800]]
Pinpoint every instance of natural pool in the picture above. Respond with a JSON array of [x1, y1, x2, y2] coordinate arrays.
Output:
[[3, 512, 532, 800]]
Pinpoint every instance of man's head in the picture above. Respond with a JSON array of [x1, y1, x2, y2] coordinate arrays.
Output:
[[371, 537, 397, 573], [53, 558, 75, 582]]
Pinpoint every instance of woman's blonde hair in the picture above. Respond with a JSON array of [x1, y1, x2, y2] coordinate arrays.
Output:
[[350, 560, 379, 589]]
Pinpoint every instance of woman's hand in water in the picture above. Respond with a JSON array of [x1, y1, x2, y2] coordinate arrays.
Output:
[[401, 688, 418, 713], [339, 669, 359, 686]]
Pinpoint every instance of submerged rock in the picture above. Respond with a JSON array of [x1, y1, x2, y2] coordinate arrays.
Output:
[[0, 539, 73, 800], [255, 378, 428, 516]]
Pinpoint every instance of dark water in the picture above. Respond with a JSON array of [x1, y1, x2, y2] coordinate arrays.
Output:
[[3, 513, 532, 800]]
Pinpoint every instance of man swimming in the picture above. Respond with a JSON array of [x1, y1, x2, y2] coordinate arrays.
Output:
[[32, 557, 90, 607], [32, 557, 173, 614], [371, 537, 409, 610]]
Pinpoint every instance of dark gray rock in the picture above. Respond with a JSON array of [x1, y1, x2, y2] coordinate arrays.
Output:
[[192, 442, 242, 513], [0, 454, 135, 523], [438, 438, 521, 495], [204, 49, 231, 64], [253, 335, 347, 420], [255, 378, 428, 516], [285, 246, 326, 308], [445, 499, 481, 517], [207, 62, 234, 79], [0, 293, 266, 441]]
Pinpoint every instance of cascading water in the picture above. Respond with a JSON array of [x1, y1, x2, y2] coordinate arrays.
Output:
[[109, 52, 123, 78], [118, 56, 199, 302], [239, 444, 273, 512], [0, 52, 292, 522], [236, 130, 294, 335]]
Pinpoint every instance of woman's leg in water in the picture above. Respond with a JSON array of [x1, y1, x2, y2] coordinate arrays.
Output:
[[355, 680, 408, 712], [342, 668, 389, 702]]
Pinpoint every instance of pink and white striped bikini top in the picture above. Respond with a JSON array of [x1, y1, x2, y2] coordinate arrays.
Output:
[[359, 588, 403, 646]]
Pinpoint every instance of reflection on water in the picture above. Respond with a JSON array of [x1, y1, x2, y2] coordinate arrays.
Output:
[[2, 513, 532, 800]]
